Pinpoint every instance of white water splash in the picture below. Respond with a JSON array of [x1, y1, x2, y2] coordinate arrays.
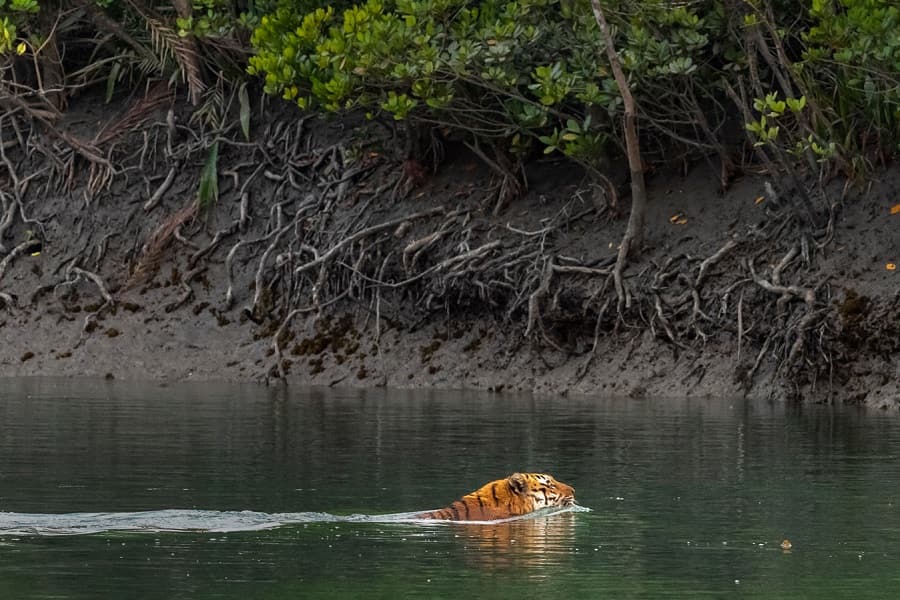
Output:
[[0, 504, 590, 536]]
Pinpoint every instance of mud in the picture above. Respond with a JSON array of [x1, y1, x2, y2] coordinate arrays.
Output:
[[0, 93, 897, 408]]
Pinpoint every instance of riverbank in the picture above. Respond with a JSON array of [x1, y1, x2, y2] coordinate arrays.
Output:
[[0, 94, 897, 407]]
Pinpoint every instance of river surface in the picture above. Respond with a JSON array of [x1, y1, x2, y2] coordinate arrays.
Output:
[[0, 378, 898, 598]]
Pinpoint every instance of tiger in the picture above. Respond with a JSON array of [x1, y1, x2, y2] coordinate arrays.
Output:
[[415, 472, 575, 521]]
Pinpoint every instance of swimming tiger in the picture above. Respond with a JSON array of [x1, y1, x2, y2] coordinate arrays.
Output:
[[415, 472, 575, 521]]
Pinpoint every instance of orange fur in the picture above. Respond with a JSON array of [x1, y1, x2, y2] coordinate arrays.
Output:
[[416, 473, 575, 521]]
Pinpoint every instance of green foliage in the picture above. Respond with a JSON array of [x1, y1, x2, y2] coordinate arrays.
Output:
[[802, 0, 900, 151], [253, 0, 841, 179], [0, 0, 38, 53], [175, 0, 276, 37], [245, 0, 900, 182], [249, 0, 723, 172], [2, 0, 260, 124], [4, 0, 900, 190]]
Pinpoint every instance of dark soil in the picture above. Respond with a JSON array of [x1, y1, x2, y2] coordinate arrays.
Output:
[[0, 91, 897, 408]]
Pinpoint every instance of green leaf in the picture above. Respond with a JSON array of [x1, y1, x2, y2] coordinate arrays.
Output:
[[198, 141, 220, 212], [786, 96, 807, 113], [239, 83, 251, 142], [105, 61, 121, 104]]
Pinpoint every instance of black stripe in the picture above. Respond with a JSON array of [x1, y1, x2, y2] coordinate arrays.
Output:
[[491, 482, 500, 505], [476, 494, 485, 515], [450, 503, 461, 520], [461, 500, 470, 520]]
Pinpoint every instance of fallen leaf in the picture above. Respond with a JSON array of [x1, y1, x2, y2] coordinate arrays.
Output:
[[888, 263, 897, 271], [755, 196, 765, 205], [669, 212, 684, 223], [676, 218, 688, 225], [780, 539, 792, 550], [891, 204, 900, 215], [30, 251, 41, 257]]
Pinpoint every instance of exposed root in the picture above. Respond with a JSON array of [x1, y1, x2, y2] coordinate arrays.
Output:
[[0, 291, 15, 310], [68, 266, 115, 306], [0, 239, 41, 285], [0, 94, 860, 398], [144, 166, 177, 212], [164, 266, 205, 313]]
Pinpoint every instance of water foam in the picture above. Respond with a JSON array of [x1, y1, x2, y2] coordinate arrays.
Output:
[[0, 505, 590, 536]]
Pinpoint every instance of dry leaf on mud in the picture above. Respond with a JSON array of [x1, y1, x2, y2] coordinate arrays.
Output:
[[669, 213, 685, 223], [890, 204, 900, 215], [755, 196, 765, 205], [887, 263, 897, 271]]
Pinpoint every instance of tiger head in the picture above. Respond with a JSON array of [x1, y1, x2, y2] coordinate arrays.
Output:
[[507, 472, 576, 512]]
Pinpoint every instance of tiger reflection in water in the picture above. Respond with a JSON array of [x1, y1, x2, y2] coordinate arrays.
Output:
[[454, 512, 578, 570]]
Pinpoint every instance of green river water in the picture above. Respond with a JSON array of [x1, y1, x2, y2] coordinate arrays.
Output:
[[1, 378, 898, 598]]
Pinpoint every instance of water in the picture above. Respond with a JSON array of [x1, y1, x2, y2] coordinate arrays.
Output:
[[1, 378, 899, 598]]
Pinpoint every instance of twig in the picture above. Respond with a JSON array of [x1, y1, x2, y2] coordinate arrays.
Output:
[[525, 259, 554, 338], [0, 239, 40, 284], [736, 289, 744, 365], [222, 240, 243, 310], [143, 166, 176, 211], [695, 239, 738, 288]]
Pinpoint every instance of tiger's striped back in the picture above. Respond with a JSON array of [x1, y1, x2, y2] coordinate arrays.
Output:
[[415, 473, 575, 521]]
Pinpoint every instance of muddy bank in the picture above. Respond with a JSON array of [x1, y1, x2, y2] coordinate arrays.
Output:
[[0, 94, 897, 407]]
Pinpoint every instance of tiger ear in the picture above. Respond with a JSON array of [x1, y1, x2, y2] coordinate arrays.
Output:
[[507, 473, 527, 495]]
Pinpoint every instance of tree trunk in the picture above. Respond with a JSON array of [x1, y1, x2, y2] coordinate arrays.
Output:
[[590, 1, 646, 253], [590, 1, 648, 310], [169, 0, 205, 105], [38, 4, 66, 113]]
